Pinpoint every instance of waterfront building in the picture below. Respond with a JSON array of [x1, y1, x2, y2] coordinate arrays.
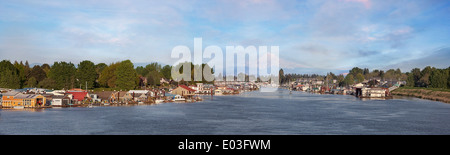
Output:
[[89, 93, 101, 103], [123, 92, 148, 102], [96, 91, 115, 103], [52, 95, 71, 106], [66, 91, 90, 104], [110, 91, 127, 103], [1, 91, 47, 108], [171, 85, 196, 97], [361, 88, 387, 98]]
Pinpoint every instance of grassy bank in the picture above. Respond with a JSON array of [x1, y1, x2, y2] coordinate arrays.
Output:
[[392, 87, 450, 103]]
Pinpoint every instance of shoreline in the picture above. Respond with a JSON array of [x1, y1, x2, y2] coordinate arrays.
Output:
[[391, 88, 450, 104]]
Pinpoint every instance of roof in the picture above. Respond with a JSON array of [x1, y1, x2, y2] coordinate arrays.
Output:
[[96, 91, 114, 100], [52, 95, 70, 99], [67, 91, 89, 101], [2, 91, 20, 96], [127, 90, 149, 94], [178, 85, 196, 92], [115, 91, 127, 97], [14, 94, 41, 99]]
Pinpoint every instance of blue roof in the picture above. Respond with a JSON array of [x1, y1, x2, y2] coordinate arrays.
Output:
[[165, 93, 176, 97]]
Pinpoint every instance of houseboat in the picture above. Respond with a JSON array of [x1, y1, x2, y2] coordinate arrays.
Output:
[[173, 95, 186, 101]]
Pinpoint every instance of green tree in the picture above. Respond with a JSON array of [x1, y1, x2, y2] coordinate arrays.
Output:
[[363, 68, 369, 75], [30, 65, 47, 82], [26, 77, 37, 88], [355, 73, 365, 83], [146, 70, 162, 86], [48, 61, 76, 90], [161, 65, 172, 79], [344, 74, 354, 86], [115, 60, 138, 90], [145, 62, 162, 72], [349, 67, 363, 77], [411, 68, 421, 87], [76, 60, 96, 89], [94, 63, 107, 87], [38, 78, 56, 89], [0, 60, 21, 89], [95, 63, 107, 74], [419, 66, 434, 87], [430, 69, 448, 88], [41, 64, 51, 76], [406, 72, 415, 87], [448, 67, 450, 89], [136, 66, 146, 77], [379, 70, 385, 81], [13, 61, 27, 88], [337, 74, 345, 87], [279, 68, 285, 84]]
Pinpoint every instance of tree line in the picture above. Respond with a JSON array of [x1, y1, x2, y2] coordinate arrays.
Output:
[[0, 60, 173, 90], [280, 66, 450, 89], [406, 66, 450, 89]]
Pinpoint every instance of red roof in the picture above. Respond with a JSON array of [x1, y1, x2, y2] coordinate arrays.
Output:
[[69, 88, 85, 91], [67, 91, 88, 101], [178, 85, 196, 92]]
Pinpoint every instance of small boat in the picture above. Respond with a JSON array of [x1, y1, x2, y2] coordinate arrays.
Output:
[[173, 95, 186, 101], [14, 106, 25, 109], [155, 99, 165, 104], [214, 89, 223, 95]]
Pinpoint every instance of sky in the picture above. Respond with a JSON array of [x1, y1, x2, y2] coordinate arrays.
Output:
[[0, 0, 449, 75]]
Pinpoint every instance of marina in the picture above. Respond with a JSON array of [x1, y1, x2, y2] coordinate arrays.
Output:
[[1, 89, 450, 135]]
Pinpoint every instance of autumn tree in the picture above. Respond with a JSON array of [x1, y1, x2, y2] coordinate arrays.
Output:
[[98, 62, 120, 88]]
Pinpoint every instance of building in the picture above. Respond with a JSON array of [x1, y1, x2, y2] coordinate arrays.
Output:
[[110, 91, 127, 103], [171, 85, 196, 96], [360, 88, 387, 98], [90, 93, 101, 103], [66, 91, 89, 104], [123, 92, 148, 102], [52, 95, 71, 106], [1, 91, 47, 108], [96, 91, 115, 103]]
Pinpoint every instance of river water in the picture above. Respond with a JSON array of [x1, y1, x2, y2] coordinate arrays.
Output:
[[1, 89, 449, 135]]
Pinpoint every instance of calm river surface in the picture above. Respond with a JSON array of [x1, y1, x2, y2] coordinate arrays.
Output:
[[1, 89, 449, 135]]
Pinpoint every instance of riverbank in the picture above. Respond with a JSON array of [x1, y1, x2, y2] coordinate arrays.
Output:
[[392, 87, 450, 103]]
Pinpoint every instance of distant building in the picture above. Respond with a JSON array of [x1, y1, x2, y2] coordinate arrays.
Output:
[[171, 85, 196, 96]]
